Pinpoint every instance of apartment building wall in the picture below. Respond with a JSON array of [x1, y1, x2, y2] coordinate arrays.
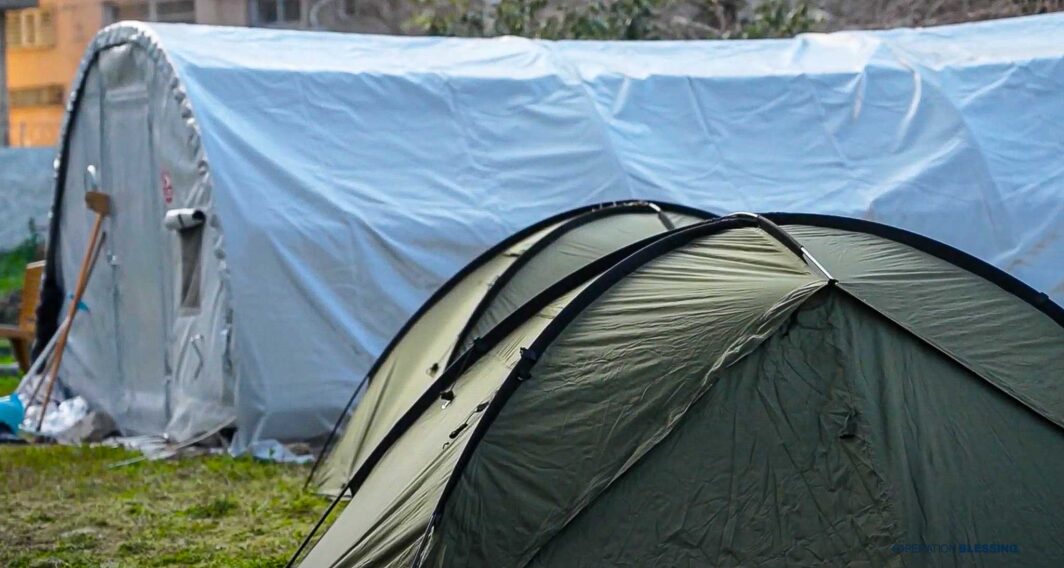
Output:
[[196, 0, 247, 26], [4, 0, 317, 147], [6, 0, 102, 146]]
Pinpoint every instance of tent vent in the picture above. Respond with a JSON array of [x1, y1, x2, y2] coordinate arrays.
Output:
[[838, 411, 859, 439]]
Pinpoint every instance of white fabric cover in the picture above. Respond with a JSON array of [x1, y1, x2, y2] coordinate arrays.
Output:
[[60, 14, 1064, 447]]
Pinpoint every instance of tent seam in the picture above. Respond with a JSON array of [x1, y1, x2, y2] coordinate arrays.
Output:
[[518, 281, 829, 568], [833, 284, 1064, 432], [417, 217, 821, 566]]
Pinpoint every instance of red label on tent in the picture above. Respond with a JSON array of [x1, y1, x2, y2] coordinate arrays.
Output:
[[161, 170, 174, 204]]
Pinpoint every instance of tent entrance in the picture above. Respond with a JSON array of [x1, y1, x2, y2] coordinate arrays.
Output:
[[98, 78, 173, 434]]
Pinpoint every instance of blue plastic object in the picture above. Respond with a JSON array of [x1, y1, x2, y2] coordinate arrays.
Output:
[[0, 393, 24, 435]]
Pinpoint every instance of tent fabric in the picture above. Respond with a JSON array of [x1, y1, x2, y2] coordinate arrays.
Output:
[[0, 147, 53, 251], [525, 291, 1064, 567], [307, 220, 563, 495], [43, 14, 1064, 449], [771, 220, 1064, 428], [296, 214, 1064, 567], [449, 207, 706, 357], [39, 28, 233, 444], [432, 226, 826, 567], [301, 283, 594, 568], [309, 202, 711, 496]]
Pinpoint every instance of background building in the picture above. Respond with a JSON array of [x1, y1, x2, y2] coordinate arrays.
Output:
[[6, 0, 99, 147], [3, 0, 381, 147], [4, 0, 1058, 147]]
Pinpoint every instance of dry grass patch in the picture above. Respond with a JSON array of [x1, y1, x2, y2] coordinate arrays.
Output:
[[0, 444, 344, 567]]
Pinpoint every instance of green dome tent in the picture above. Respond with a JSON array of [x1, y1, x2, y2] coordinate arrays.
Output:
[[295, 213, 1064, 567], [308, 201, 713, 496]]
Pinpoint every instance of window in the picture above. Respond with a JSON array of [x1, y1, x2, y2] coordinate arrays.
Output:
[[164, 208, 206, 311], [106, 1, 195, 24], [179, 223, 203, 310], [252, 0, 302, 27], [111, 2, 149, 21], [4, 8, 57, 49], [9, 85, 64, 108], [154, 0, 195, 23]]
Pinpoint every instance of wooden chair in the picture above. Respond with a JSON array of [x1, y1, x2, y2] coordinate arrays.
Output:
[[0, 261, 45, 374]]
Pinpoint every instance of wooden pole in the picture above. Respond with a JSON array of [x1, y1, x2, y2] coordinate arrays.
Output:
[[34, 191, 110, 433], [26, 233, 103, 405]]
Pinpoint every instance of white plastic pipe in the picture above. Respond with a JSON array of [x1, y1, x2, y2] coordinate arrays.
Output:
[[163, 208, 206, 231]]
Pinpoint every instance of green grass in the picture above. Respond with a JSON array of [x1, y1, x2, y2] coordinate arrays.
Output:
[[0, 445, 344, 567], [0, 237, 39, 368], [0, 242, 346, 566], [0, 237, 39, 297], [0, 376, 18, 396]]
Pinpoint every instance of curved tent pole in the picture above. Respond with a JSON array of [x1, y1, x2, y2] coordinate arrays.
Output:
[[765, 213, 1064, 431], [292, 212, 1064, 566], [286, 217, 716, 566], [644, 202, 676, 230], [763, 213, 1064, 326], [411, 214, 1064, 566], [304, 201, 714, 490], [301, 202, 607, 490], [407, 214, 862, 566], [446, 201, 711, 367], [732, 212, 837, 281]]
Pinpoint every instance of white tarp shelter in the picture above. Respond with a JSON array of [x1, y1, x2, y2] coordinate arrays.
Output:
[[40, 14, 1064, 452]]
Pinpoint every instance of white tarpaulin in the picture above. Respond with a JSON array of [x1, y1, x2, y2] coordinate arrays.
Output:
[[46, 14, 1064, 450]]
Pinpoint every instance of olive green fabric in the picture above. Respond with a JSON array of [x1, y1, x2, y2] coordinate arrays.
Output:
[[429, 227, 826, 566], [525, 291, 902, 566], [310, 221, 563, 496], [300, 216, 1064, 568], [312, 207, 708, 496], [301, 283, 592, 568], [843, 291, 1064, 565], [660, 210, 706, 229], [783, 225, 1064, 428], [455, 210, 705, 354], [518, 291, 1064, 567]]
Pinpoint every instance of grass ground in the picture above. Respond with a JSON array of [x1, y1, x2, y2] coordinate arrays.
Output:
[[1, 239, 25, 390], [0, 375, 18, 395], [0, 243, 345, 566], [1, 238, 35, 369], [0, 382, 344, 567]]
